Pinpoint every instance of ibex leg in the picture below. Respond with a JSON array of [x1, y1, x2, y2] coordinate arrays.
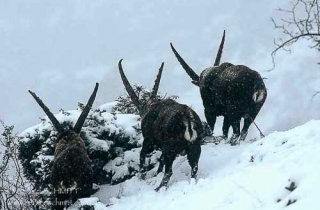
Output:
[[204, 108, 216, 133], [155, 154, 175, 191], [139, 138, 153, 171], [157, 153, 165, 174], [229, 117, 241, 146], [187, 142, 201, 179], [239, 117, 252, 141], [222, 117, 231, 139]]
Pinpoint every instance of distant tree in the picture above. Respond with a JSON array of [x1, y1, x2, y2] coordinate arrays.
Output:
[[271, 0, 320, 68], [113, 84, 179, 115]]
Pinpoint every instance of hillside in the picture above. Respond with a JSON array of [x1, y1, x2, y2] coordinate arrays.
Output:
[[72, 120, 320, 210]]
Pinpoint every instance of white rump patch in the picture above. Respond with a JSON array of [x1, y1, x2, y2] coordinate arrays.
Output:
[[184, 121, 198, 142], [253, 89, 266, 103], [70, 181, 78, 191], [60, 181, 65, 189], [59, 181, 77, 191]]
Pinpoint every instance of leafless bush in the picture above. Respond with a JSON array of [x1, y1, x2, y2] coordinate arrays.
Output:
[[270, 0, 320, 69], [0, 121, 40, 210]]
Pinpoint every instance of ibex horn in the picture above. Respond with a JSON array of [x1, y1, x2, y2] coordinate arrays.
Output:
[[214, 30, 225, 66], [170, 43, 200, 86], [118, 59, 142, 114], [73, 83, 99, 133], [29, 90, 64, 133], [150, 62, 164, 100]]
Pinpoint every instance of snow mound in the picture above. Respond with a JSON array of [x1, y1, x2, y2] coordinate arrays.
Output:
[[91, 120, 320, 210], [20, 102, 140, 146]]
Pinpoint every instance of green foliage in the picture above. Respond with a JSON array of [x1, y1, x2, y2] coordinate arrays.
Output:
[[18, 128, 52, 191], [113, 84, 178, 115]]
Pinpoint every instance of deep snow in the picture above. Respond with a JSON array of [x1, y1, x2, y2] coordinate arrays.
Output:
[[71, 120, 320, 210]]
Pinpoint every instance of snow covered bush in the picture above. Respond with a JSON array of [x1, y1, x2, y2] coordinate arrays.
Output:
[[18, 102, 141, 205]]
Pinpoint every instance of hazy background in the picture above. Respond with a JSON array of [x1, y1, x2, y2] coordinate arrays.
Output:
[[0, 0, 319, 139]]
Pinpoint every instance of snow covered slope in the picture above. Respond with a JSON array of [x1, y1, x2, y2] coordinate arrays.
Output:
[[78, 120, 320, 210]]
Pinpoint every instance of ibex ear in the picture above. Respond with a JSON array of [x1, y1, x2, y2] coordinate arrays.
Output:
[[73, 83, 99, 133]]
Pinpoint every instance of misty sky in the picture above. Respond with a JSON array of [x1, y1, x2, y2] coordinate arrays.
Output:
[[0, 0, 319, 139]]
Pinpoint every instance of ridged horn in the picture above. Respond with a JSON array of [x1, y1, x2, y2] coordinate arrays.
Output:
[[29, 90, 64, 133], [118, 59, 142, 114], [73, 83, 99, 133], [150, 62, 164, 100], [170, 43, 200, 86], [214, 30, 225, 66]]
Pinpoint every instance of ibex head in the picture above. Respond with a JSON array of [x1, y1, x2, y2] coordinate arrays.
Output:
[[118, 59, 164, 117], [170, 30, 225, 86], [29, 83, 99, 153]]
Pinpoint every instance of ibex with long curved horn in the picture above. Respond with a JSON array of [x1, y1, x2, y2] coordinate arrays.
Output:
[[171, 31, 267, 145], [118, 59, 203, 191], [29, 83, 98, 209]]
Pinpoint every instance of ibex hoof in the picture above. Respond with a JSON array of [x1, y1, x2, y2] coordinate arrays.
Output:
[[190, 178, 197, 185], [138, 172, 147, 180], [154, 185, 167, 192], [229, 134, 240, 146], [215, 135, 227, 143]]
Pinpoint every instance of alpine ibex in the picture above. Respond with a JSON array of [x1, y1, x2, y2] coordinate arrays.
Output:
[[29, 83, 98, 209], [171, 31, 267, 145], [118, 59, 203, 191]]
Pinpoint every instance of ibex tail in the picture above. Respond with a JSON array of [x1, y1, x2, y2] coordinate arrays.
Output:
[[183, 110, 198, 142], [252, 81, 267, 103]]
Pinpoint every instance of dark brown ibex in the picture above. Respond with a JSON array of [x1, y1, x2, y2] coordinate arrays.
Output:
[[171, 31, 267, 145], [118, 59, 203, 191], [29, 83, 98, 209]]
